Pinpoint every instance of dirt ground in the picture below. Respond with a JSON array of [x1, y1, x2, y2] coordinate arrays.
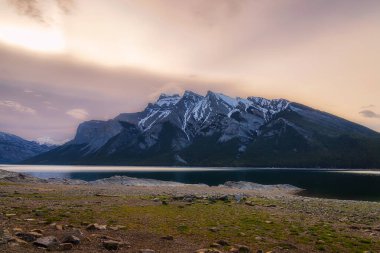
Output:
[[1, 182, 380, 253]]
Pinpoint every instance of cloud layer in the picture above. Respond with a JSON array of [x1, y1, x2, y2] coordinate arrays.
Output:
[[0, 0, 380, 141], [360, 110, 380, 119]]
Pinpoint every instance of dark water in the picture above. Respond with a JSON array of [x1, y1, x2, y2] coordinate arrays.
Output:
[[3, 165, 380, 202]]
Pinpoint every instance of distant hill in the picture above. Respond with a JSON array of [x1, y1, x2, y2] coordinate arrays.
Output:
[[25, 90, 380, 168], [0, 132, 55, 164]]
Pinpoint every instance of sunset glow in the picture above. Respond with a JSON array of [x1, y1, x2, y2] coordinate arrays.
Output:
[[0, 26, 65, 53], [0, 0, 379, 142]]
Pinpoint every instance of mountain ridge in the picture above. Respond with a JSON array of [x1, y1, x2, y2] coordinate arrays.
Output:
[[0, 131, 56, 163], [25, 90, 380, 168]]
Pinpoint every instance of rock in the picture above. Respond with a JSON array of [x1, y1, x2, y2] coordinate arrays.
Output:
[[162, 200, 169, 205], [30, 229, 44, 234], [12, 228, 22, 232], [218, 195, 229, 202], [58, 243, 73, 251], [245, 202, 255, 207], [0, 229, 12, 244], [255, 236, 263, 241], [109, 225, 126, 231], [195, 249, 223, 253], [234, 245, 251, 253], [15, 231, 43, 242], [86, 223, 107, 230], [208, 227, 219, 232], [210, 243, 221, 248], [153, 197, 160, 202], [103, 240, 122, 250], [62, 235, 81, 245], [56, 224, 64, 230], [139, 250, 155, 253], [161, 235, 174, 240], [33, 236, 59, 249], [265, 220, 273, 224], [5, 213, 16, 217], [217, 239, 230, 246]]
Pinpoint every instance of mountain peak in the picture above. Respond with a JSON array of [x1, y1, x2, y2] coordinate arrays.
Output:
[[183, 90, 202, 98], [155, 93, 181, 107]]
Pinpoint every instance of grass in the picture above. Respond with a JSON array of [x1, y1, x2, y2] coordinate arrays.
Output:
[[0, 187, 379, 252]]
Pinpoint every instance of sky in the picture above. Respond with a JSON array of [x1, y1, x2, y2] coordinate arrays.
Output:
[[0, 0, 379, 143]]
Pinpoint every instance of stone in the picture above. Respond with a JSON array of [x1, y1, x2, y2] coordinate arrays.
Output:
[[86, 223, 107, 230], [58, 243, 73, 251], [195, 249, 223, 253], [162, 200, 169, 205], [217, 239, 230, 246], [235, 245, 251, 253], [210, 243, 221, 248], [139, 250, 155, 253], [56, 224, 64, 230], [103, 240, 122, 250], [33, 236, 59, 249], [5, 213, 16, 217], [15, 231, 43, 242], [109, 225, 126, 231], [161, 235, 174, 240], [0, 229, 12, 244], [62, 235, 81, 245], [30, 229, 44, 234], [209, 227, 219, 232]]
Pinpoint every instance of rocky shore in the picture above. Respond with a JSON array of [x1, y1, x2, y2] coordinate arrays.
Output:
[[1, 169, 379, 252]]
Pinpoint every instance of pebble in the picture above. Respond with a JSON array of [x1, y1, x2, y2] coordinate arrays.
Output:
[[161, 235, 174, 240], [139, 249, 156, 253], [58, 243, 73, 251], [62, 235, 81, 245], [86, 223, 107, 230], [103, 240, 122, 250], [33, 236, 58, 249], [55, 224, 64, 230], [217, 239, 230, 246], [0, 229, 12, 244], [208, 227, 219, 232], [195, 249, 223, 253], [15, 231, 43, 242]]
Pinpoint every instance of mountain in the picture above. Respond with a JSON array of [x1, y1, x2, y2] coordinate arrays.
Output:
[[0, 132, 56, 164], [25, 91, 380, 168]]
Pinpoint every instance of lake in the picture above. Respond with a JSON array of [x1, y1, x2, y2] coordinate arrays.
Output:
[[2, 165, 380, 202]]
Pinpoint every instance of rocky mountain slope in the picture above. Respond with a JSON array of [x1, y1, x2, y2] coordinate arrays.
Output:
[[0, 132, 55, 164], [25, 91, 380, 167]]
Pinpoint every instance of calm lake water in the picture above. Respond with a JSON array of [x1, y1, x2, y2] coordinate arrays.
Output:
[[2, 165, 380, 202]]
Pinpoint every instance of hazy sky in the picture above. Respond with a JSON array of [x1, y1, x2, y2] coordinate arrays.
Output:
[[0, 0, 380, 143]]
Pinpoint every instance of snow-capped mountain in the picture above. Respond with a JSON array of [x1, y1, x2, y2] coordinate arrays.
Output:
[[26, 90, 380, 168], [0, 132, 56, 163]]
